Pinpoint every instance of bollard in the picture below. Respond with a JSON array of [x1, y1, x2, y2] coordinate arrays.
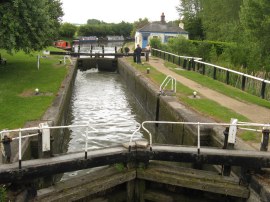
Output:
[[59, 60, 62, 64], [260, 128, 270, 151], [147, 68, 150, 74]]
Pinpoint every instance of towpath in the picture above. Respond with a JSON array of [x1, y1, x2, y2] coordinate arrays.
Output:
[[147, 58, 270, 124]]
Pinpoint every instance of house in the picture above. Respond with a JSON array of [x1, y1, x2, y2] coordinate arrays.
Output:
[[135, 13, 188, 48]]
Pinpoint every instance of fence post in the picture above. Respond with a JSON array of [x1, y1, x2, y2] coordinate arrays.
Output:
[[178, 56, 181, 66], [90, 45, 93, 58], [213, 67, 217, 80], [192, 58, 195, 71], [260, 128, 270, 151], [261, 81, 266, 99], [172, 55, 175, 64], [188, 59, 191, 70], [196, 62, 200, 72], [168, 54, 170, 62], [102, 46, 105, 58], [226, 70, 230, 84], [183, 58, 187, 69], [163, 52, 166, 60], [202, 64, 205, 75], [241, 75, 246, 91]]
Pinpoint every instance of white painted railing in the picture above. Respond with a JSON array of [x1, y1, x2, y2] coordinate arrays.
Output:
[[141, 120, 270, 152], [0, 122, 142, 168], [1, 120, 270, 168], [159, 75, 176, 94]]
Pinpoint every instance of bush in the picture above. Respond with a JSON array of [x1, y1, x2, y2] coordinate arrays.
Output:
[[0, 186, 7, 202]]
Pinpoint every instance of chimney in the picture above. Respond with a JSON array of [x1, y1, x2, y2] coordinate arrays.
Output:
[[161, 12, 165, 23]]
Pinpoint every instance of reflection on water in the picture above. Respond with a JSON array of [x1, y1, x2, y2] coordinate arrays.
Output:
[[66, 69, 144, 153]]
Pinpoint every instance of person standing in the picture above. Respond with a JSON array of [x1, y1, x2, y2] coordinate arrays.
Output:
[[145, 44, 151, 62], [135, 44, 142, 64], [1, 135, 12, 163]]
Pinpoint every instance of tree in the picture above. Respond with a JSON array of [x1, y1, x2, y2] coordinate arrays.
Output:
[[78, 21, 133, 38], [87, 19, 104, 25], [177, 0, 204, 40], [240, 0, 270, 70], [200, 0, 242, 41], [130, 18, 149, 37], [0, 0, 63, 53], [60, 23, 77, 38]]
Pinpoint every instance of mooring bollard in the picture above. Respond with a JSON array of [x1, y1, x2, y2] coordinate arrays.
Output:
[[147, 68, 150, 74], [260, 128, 270, 151]]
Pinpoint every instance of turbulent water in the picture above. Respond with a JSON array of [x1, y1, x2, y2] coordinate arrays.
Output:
[[66, 69, 144, 153]]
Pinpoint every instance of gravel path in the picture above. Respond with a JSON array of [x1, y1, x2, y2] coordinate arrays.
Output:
[[148, 58, 270, 124]]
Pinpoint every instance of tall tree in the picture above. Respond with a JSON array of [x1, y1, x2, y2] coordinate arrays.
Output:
[[177, 0, 204, 40], [60, 23, 77, 38], [240, 0, 270, 70], [200, 0, 242, 41], [0, 0, 63, 53], [130, 18, 149, 37]]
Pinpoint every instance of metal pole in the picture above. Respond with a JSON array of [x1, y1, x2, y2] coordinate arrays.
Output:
[[19, 129, 22, 169], [85, 126, 89, 159], [197, 122, 200, 155]]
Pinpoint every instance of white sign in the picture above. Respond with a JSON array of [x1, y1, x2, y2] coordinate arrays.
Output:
[[228, 118, 238, 144], [39, 122, 50, 152]]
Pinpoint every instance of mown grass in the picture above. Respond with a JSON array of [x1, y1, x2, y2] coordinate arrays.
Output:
[[165, 61, 270, 110], [125, 58, 260, 142], [126, 58, 249, 123], [0, 48, 68, 130]]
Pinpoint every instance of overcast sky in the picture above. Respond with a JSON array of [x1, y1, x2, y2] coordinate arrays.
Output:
[[61, 0, 180, 24]]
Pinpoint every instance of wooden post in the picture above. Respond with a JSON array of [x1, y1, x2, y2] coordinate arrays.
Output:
[[241, 75, 246, 91], [188, 59, 191, 70], [261, 81, 266, 99], [213, 67, 217, 80], [135, 179, 145, 202], [260, 128, 270, 151], [202, 64, 205, 75], [90, 45, 93, 58], [192, 58, 195, 71], [102, 46, 105, 58], [183, 58, 187, 69], [178, 56, 180, 66], [226, 70, 230, 84]]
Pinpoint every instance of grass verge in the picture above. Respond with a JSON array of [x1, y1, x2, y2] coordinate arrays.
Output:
[[164, 61, 270, 110], [0, 48, 69, 130], [125, 58, 261, 142]]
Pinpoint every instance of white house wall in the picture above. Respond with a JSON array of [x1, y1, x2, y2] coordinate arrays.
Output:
[[135, 31, 189, 48]]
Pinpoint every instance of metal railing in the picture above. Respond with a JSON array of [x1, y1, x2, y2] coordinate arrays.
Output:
[[0, 122, 141, 169], [159, 75, 176, 94], [141, 120, 270, 152], [152, 48, 270, 100], [1, 120, 270, 168]]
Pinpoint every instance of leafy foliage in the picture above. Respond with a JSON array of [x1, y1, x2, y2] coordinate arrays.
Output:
[[130, 18, 149, 37], [78, 21, 132, 37], [0, 0, 63, 53], [59, 23, 77, 38], [177, 0, 204, 39], [0, 186, 7, 202]]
